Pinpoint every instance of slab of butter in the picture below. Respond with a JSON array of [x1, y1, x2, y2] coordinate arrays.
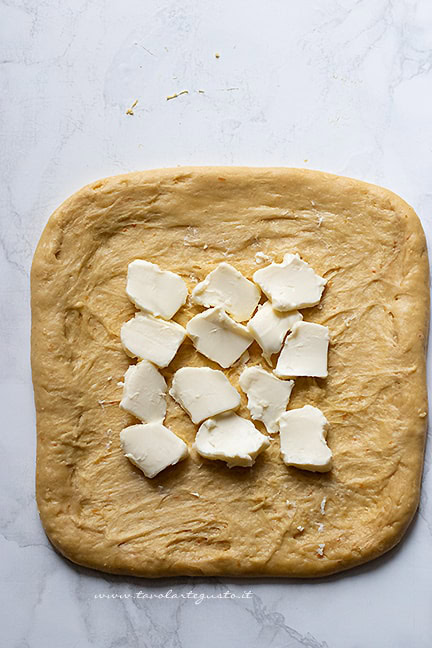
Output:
[[247, 301, 302, 362], [169, 366, 240, 423], [278, 405, 332, 473], [120, 360, 167, 423], [120, 423, 188, 478], [239, 366, 294, 434], [191, 262, 261, 321], [275, 321, 329, 378], [186, 306, 253, 368], [126, 259, 188, 319], [121, 312, 186, 367], [194, 412, 270, 467], [253, 253, 326, 310]]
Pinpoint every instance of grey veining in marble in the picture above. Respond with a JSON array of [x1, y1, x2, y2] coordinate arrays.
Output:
[[1, 0, 431, 646]]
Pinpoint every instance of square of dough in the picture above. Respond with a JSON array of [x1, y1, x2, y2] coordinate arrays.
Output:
[[31, 167, 429, 578]]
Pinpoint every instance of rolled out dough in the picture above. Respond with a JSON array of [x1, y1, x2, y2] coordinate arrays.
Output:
[[31, 167, 429, 577]]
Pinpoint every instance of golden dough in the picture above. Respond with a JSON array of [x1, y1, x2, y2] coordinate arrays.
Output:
[[31, 167, 429, 577]]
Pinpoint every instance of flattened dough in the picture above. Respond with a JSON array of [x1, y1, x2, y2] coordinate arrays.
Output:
[[31, 167, 429, 578]]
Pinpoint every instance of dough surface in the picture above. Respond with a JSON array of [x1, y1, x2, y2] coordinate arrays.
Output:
[[31, 167, 429, 577]]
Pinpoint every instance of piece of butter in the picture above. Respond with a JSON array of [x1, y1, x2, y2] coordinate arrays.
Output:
[[278, 405, 332, 472], [170, 366, 240, 424], [194, 412, 270, 468], [120, 422, 188, 478], [120, 360, 167, 423], [239, 366, 294, 434], [253, 253, 326, 310], [191, 262, 261, 321], [254, 251, 272, 264], [247, 301, 303, 362], [275, 321, 329, 378], [126, 259, 188, 319], [121, 312, 186, 367], [186, 307, 253, 368]]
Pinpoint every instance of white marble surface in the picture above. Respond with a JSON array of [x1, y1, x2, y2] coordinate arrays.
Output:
[[1, 0, 431, 646]]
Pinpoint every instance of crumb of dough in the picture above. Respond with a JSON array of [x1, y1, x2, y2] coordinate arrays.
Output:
[[215, 52, 220, 59], [126, 99, 138, 115], [166, 90, 189, 101]]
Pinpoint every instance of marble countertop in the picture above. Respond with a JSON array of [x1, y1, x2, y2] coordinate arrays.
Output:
[[1, 1, 431, 646]]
